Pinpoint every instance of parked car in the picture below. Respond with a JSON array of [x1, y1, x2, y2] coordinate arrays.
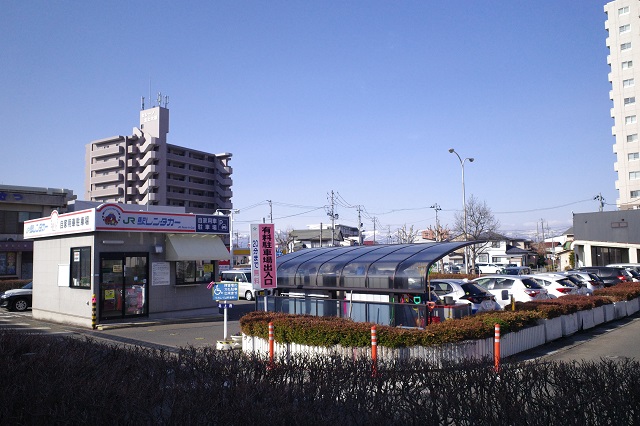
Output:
[[474, 263, 504, 274], [529, 273, 585, 298], [576, 266, 629, 287], [621, 268, 640, 282], [0, 281, 32, 311], [501, 266, 532, 276], [219, 269, 256, 301], [429, 279, 500, 313], [606, 263, 640, 273], [563, 271, 605, 293], [473, 275, 550, 309]]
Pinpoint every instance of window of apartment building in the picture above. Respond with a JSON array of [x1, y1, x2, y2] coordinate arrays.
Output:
[[625, 97, 636, 105], [628, 152, 639, 161], [620, 24, 631, 34], [624, 78, 635, 87], [619, 6, 630, 15], [629, 134, 639, 142], [622, 42, 632, 51], [623, 61, 633, 69], [625, 115, 637, 124], [632, 190, 640, 198], [630, 171, 640, 180], [70, 247, 91, 288]]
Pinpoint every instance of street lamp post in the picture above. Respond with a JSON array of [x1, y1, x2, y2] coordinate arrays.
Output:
[[449, 148, 474, 274], [215, 208, 239, 267]]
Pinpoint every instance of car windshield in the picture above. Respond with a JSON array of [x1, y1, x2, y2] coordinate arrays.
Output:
[[461, 283, 489, 296], [521, 278, 543, 289], [23, 282, 32, 289]]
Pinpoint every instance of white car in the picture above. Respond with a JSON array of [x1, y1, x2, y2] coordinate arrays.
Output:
[[219, 269, 256, 301], [473, 275, 550, 309], [528, 273, 585, 298], [475, 263, 504, 274], [563, 271, 605, 292], [430, 279, 500, 314]]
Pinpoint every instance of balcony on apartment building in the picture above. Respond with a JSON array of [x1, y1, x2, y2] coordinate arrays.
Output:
[[90, 159, 124, 172], [91, 172, 124, 185]]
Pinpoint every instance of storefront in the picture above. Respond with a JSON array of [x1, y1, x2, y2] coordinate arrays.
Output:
[[24, 203, 230, 327]]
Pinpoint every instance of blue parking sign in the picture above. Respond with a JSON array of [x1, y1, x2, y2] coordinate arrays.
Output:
[[212, 283, 239, 301]]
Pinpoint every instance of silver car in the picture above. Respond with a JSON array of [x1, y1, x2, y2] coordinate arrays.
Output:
[[430, 279, 500, 314], [473, 275, 550, 309]]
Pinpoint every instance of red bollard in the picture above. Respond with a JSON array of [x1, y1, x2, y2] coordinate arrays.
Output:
[[494, 323, 501, 373], [268, 322, 274, 366], [371, 325, 378, 377]]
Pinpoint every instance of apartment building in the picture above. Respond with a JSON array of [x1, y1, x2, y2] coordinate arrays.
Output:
[[606, 0, 640, 209], [85, 104, 233, 214]]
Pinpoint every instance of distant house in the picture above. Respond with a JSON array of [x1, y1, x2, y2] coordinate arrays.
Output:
[[291, 224, 361, 250], [475, 232, 538, 267], [290, 228, 344, 250]]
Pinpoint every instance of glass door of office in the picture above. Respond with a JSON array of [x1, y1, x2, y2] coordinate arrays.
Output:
[[99, 253, 149, 320]]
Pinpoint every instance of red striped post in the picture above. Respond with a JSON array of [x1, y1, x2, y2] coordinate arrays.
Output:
[[371, 325, 378, 376], [494, 323, 501, 373], [268, 322, 274, 365]]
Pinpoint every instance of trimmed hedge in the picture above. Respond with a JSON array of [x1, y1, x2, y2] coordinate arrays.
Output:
[[240, 283, 640, 348]]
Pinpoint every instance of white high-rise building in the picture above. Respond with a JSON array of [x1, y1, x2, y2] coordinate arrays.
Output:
[[606, 0, 640, 209]]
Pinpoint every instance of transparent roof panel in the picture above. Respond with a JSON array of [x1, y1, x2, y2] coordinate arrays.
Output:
[[276, 242, 474, 292]]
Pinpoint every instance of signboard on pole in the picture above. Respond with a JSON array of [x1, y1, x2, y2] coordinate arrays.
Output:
[[250, 223, 277, 290], [212, 283, 239, 301]]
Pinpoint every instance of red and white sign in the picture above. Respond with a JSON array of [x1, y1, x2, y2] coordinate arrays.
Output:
[[251, 223, 277, 289]]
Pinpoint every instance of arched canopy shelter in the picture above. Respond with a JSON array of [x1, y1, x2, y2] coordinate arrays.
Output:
[[276, 241, 476, 297]]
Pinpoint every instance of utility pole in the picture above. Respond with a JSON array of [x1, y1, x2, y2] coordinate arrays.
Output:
[[357, 205, 363, 245], [327, 191, 338, 246], [594, 193, 605, 212], [266, 200, 273, 223], [373, 217, 376, 245], [430, 203, 441, 242], [431, 203, 443, 272]]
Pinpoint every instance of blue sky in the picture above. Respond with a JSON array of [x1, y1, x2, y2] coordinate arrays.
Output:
[[1, 1, 615, 242]]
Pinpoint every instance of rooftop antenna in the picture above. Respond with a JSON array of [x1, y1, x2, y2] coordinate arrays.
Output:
[[141, 96, 145, 110], [164, 95, 169, 108], [157, 92, 162, 108]]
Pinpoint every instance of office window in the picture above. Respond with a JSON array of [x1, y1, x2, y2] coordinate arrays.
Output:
[[628, 134, 639, 142], [622, 42, 632, 51], [619, 6, 630, 15], [620, 24, 631, 34], [628, 152, 639, 161], [625, 115, 637, 124], [625, 97, 636, 105], [623, 61, 634, 69], [630, 171, 640, 180], [624, 78, 635, 87], [70, 247, 91, 288], [632, 190, 640, 198]]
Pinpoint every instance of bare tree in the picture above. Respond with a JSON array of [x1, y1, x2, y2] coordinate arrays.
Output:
[[396, 224, 419, 244], [453, 195, 500, 271], [275, 227, 295, 254]]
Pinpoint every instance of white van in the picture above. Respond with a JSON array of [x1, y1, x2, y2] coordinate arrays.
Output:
[[219, 269, 256, 301]]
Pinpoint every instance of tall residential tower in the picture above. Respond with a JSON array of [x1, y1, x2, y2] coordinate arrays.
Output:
[[606, 0, 640, 209], [85, 102, 233, 214]]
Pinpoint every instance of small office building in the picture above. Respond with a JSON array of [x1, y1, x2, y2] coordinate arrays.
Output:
[[572, 210, 640, 266], [24, 203, 230, 328]]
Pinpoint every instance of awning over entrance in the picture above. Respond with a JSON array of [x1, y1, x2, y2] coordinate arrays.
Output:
[[165, 234, 230, 261]]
